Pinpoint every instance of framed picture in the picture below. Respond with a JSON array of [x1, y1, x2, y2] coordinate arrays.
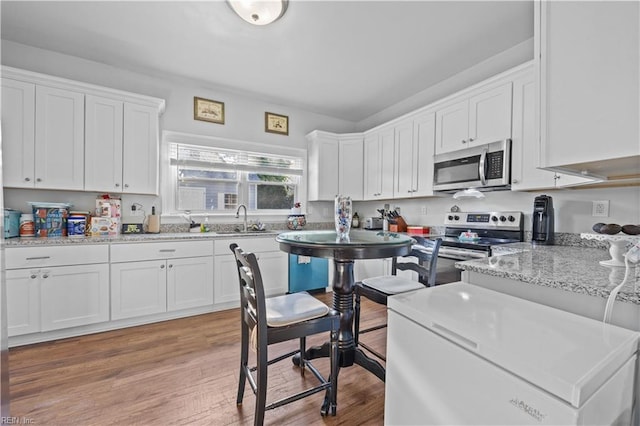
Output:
[[194, 97, 225, 124], [265, 112, 289, 135]]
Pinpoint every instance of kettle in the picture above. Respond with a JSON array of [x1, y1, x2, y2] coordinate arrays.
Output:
[[532, 195, 554, 245]]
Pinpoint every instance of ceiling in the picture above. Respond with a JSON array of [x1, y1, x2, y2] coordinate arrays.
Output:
[[1, 1, 533, 122]]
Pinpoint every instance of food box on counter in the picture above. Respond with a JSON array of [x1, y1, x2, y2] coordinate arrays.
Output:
[[90, 217, 120, 236], [95, 197, 121, 218], [407, 226, 430, 235], [29, 202, 72, 238]]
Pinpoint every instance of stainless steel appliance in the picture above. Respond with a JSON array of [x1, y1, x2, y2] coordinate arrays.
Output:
[[435, 211, 524, 283], [433, 139, 511, 192], [364, 217, 383, 230], [532, 194, 555, 245]]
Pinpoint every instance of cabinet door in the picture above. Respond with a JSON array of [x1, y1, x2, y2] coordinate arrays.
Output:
[[379, 127, 395, 199], [412, 112, 436, 197], [167, 256, 214, 311], [255, 251, 288, 297], [85, 95, 124, 192], [511, 70, 595, 191], [34, 85, 85, 190], [338, 136, 364, 200], [468, 83, 512, 145], [111, 260, 167, 320], [395, 120, 415, 198], [1, 78, 36, 188], [40, 264, 110, 331], [538, 1, 639, 170], [363, 132, 381, 199], [123, 103, 159, 194], [6, 269, 40, 336], [307, 132, 339, 201], [435, 99, 469, 154], [214, 255, 241, 306]]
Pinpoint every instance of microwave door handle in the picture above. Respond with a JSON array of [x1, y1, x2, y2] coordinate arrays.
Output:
[[479, 148, 488, 186]]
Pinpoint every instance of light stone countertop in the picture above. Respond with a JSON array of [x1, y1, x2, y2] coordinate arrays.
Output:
[[3, 230, 283, 246], [456, 242, 640, 305]]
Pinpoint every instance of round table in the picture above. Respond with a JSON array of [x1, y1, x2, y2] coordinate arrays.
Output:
[[276, 230, 414, 380]]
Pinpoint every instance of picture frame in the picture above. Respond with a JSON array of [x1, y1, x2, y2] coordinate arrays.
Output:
[[194, 96, 225, 124], [265, 112, 289, 135]]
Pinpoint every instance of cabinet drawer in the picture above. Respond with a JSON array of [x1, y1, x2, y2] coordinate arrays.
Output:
[[6, 244, 109, 269], [214, 237, 279, 255], [111, 240, 214, 263]]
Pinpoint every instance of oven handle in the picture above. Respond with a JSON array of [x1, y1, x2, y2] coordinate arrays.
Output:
[[438, 247, 488, 260], [479, 148, 488, 186]]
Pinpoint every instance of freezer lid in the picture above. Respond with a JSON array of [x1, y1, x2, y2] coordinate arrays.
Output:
[[388, 282, 640, 408]]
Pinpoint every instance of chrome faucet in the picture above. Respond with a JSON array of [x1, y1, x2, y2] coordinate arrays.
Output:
[[235, 204, 248, 232]]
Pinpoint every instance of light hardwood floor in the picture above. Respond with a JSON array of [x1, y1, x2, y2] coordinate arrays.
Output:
[[9, 292, 389, 425]]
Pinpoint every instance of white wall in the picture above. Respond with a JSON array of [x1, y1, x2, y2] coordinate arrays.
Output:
[[346, 186, 640, 234]]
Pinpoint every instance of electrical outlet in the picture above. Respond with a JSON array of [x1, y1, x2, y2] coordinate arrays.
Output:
[[592, 200, 609, 217], [420, 206, 427, 215]]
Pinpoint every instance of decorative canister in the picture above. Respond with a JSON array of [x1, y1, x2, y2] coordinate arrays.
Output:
[[67, 215, 87, 237], [334, 195, 352, 239], [19, 214, 35, 237], [287, 214, 306, 230]]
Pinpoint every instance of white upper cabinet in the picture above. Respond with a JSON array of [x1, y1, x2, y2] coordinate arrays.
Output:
[[122, 103, 160, 195], [536, 0, 639, 179], [395, 112, 436, 198], [511, 65, 595, 190], [2, 66, 165, 194], [85, 95, 124, 192], [307, 131, 363, 201], [364, 126, 395, 200], [435, 82, 512, 155], [34, 85, 85, 190], [1, 78, 35, 188], [338, 134, 364, 200]]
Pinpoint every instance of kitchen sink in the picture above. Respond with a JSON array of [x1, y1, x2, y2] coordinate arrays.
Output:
[[214, 230, 276, 235]]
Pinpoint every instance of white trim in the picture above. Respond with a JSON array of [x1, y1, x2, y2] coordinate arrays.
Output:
[[160, 130, 308, 217], [1, 66, 166, 112]]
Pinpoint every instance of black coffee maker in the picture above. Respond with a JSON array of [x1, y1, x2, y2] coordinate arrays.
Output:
[[532, 195, 554, 245]]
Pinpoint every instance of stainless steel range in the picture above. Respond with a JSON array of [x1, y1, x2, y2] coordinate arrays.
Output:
[[435, 211, 524, 283]]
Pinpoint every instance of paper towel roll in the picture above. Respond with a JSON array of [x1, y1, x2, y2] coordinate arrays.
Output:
[[147, 215, 160, 233]]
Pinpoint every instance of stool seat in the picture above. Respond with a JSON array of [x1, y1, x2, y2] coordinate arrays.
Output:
[[266, 292, 330, 327], [361, 276, 425, 295]]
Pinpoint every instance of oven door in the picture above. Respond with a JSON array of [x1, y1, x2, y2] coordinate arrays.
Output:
[[435, 246, 489, 284]]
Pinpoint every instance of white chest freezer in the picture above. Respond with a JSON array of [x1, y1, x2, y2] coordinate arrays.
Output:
[[385, 282, 639, 425]]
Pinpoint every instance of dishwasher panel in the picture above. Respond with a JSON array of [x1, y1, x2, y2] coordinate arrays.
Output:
[[288, 254, 328, 293]]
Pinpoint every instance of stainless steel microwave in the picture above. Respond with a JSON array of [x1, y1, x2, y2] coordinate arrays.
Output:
[[433, 139, 511, 192]]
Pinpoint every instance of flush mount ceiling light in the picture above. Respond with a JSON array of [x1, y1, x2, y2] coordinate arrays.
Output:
[[452, 188, 485, 200], [227, 0, 288, 26]]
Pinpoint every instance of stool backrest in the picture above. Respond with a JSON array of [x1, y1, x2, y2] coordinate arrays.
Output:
[[231, 243, 267, 334], [392, 237, 442, 287]]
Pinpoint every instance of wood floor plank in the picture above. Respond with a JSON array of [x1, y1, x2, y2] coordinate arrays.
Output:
[[9, 292, 389, 425]]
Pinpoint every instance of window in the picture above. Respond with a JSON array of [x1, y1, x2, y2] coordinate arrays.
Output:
[[166, 141, 304, 214]]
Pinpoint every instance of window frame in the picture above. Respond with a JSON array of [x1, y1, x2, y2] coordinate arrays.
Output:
[[161, 131, 307, 219]]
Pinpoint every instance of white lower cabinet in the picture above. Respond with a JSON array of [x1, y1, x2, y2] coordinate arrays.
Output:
[[214, 238, 288, 306], [5, 244, 110, 336], [110, 260, 168, 320], [110, 240, 214, 320]]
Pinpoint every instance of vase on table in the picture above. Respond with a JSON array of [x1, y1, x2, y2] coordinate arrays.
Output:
[[334, 195, 352, 240]]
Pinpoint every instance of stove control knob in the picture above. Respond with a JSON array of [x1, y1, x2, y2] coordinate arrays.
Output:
[[491, 216, 498, 222], [508, 215, 516, 222], [499, 215, 507, 222], [454, 215, 460, 221]]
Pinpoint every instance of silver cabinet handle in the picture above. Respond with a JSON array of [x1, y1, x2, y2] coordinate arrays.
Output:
[[160, 264, 165, 269], [115, 183, 120, 187], [26, 256, 50, 260], [168, 264, 173, 269], [42, 274, 49, 279], [124, 184, 129, 188], [36, 178, 42, 182], [159, 249, 176, 253], [24, 177, 31, 182], [461, 139, 467, 144], [468, 137, 474, 142], [30, 274, 37, 279]]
